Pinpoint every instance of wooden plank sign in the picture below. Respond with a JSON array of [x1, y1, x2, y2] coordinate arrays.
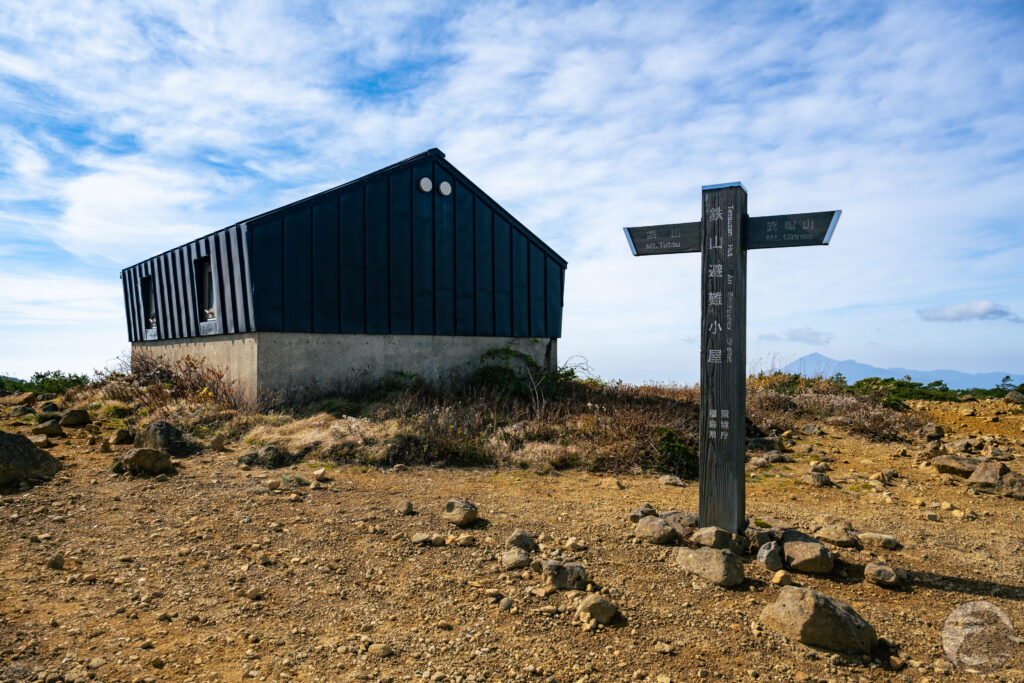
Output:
[[623, 185, 840, 533]]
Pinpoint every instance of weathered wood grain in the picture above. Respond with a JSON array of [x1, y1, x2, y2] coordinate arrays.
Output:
[[698, 184, 747, 533], [625, 211, 839, 256]]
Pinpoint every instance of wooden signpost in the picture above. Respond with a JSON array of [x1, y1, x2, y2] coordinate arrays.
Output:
[[624, 183, 840, 534]]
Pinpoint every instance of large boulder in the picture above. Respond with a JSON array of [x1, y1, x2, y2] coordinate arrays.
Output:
[[9, 405, 35, 418], [676, 547, 744, 587], [135, 421, 192, 457], [1004, 390, 1024, 405], [760, 586, 877, 654], [59, 409, 91, 427], [113, 448, 175, 475], [31, 420, 64, 437], [0, 430, 62, 485], [932, 455, 987, 478]]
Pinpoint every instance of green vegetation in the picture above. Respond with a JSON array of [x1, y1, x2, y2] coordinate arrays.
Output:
[[848, 375, 1024, 405], [0, 370, 91, 395]]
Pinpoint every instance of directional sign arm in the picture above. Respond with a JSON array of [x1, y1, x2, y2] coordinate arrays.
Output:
[[623, 222, 701, 256], [624, 211, 840, 255]]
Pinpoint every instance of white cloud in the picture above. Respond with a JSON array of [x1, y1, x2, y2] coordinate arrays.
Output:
[[1, 2, 1023, 380], [918, 301, 1024, 323]]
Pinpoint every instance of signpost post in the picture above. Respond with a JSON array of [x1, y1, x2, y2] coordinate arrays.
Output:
[[624, 183, 840, 533]]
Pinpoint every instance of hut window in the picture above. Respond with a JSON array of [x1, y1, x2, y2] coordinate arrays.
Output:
[[196, 256, 216, 321], [141, 276, 156, 329]]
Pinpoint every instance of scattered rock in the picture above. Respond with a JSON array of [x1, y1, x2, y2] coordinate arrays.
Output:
[[454, 534, 476, 547], [815, 525, 858, 548], [922, 423, 945, 440], [109, 428, 133, 445], [825, 416, 853, 427], [676, 547, 744, 587], [209, 434, 227, 451], [312, 467, 329, 481], [46, 553, 65, 570], [576, 594, 617, 625], [410, 533, 432, 545], [505, 528, 537, 551], [1005, 390, 1024, 405], [782, 532, 833, 574], [541, 559, 587, 590], [0, 429, 62, 485], [31, 420, 64, 437], [0, 391, 36, 406], [691, 526, 733, 549], [367, 643, 393, 657], [238, 445, 293, 468], [135, 420, 192, 457], [967, 461, 1008, 488], [565, 536, 587, 551], [760, 586, 877, 654], [9, 405, 35, 417], [747, 437, 785, 451], [279, 473, 310, 487], [442, 498, 478, 527], [658, 474, 685, 486], [633, 515, 679, 545], [802, 472, 833, 487], [772, 570, 793, 586], [856, 532, 901, 550], [28, 434, 51, 448], [112, 448, 175, 476], [660, 510, 699, 538], [942, 601, 1017, 673], [757, 541, 784, 571], [502, 547, 531, 570], [932, 455, 987, 478], [396, 501, 414, 515], [864, 562, 900, 588], [58, 409, 91, 427], [800, 423, 822, 436], [628, 503, 657, 523]]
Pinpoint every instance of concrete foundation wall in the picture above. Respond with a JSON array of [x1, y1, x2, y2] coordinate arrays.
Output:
[[133, 334, 556, 401], [132, 335, 259, 397]]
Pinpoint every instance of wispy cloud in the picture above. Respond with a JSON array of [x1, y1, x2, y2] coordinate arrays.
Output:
[[917, 300, 1024, 323], [1, 1, 1023, 379], [758, 327, 835, 346]]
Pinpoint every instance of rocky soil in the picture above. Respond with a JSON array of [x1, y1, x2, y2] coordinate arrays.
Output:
[[2, 395, 1024, 682]]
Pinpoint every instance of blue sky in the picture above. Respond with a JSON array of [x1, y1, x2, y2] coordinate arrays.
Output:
[[1, 0, 1023, 383]]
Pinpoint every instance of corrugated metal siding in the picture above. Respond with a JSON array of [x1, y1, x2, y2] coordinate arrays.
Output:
[[121, 224, 254, 342], [122, 149, 566, 342]]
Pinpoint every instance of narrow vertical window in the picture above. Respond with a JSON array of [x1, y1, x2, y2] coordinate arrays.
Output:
[[195, 257, 216, 321], [141, 276, 156, 329]]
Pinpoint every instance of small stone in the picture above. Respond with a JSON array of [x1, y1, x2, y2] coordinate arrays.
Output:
[[505, 528, 536, 551], [600, 477, 625, 489], [628, 503, 657, 523], [46, 553, 65, 570], [676, 547, 744, 586], [541, 559, 588, 590], [410, 533, 432, 545], [857, 532, 902, 550], [312, 467, 328, 481], [209, 434, 226, 451], [815, 525, 858, 548], [922, 423, 945, 440], [653, 641, 674, 654], [31, 420, 64, 437], [112, 448, 175, 476], [772, 570, 793, 586], [757, 541, 784, 571], [864, 562, 900, 588], [932, 455, 987, 478], [967, 461, 1008, 488], [565, 536, 587, 551], [576, 594, 617, 625], [99, 440, 111, 453], [109, 428, 133, 445], [502, 547, 531, 570], [803, 472, 833, 487], [244, 587, 262, 600], [783, 535, 833, 574], [658, 474, 685, 486], [442, 498, 478, 527], [367, 643, 393, 657], [498, 597, 513, 610], [29, 434, 51, 448], [396, 500, 414, 515], [87, 657, 106, 670], [633, 516, 679, 545], [691, 526, 732, 549], [455, 534, 476, 547], [430, 533, 446, 546]]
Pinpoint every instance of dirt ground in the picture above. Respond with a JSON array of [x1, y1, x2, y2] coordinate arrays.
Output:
[[2, 399, 1024, 682]]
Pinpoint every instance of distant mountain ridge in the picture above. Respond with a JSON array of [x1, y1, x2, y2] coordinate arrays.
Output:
[[781, 353, 1024, 390]]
